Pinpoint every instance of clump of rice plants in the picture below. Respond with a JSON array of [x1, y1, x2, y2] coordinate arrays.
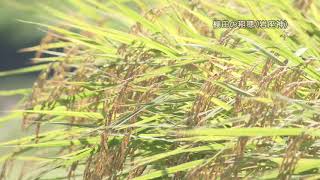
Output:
[[0, 0, 320, 179]]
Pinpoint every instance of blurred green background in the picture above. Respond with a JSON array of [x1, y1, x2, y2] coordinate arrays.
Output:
[[0, 0, 44, 70], [0, 1, 42, 143]]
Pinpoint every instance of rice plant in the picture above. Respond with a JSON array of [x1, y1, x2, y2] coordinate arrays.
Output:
[[0, 0, 320, 179]]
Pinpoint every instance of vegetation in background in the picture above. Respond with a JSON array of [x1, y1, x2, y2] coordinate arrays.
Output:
[[0, 1, 42, 45], [0, 0, 320, 179]]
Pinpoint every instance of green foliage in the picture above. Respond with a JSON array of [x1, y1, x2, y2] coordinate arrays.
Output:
[[1, 0, 320, 179]]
